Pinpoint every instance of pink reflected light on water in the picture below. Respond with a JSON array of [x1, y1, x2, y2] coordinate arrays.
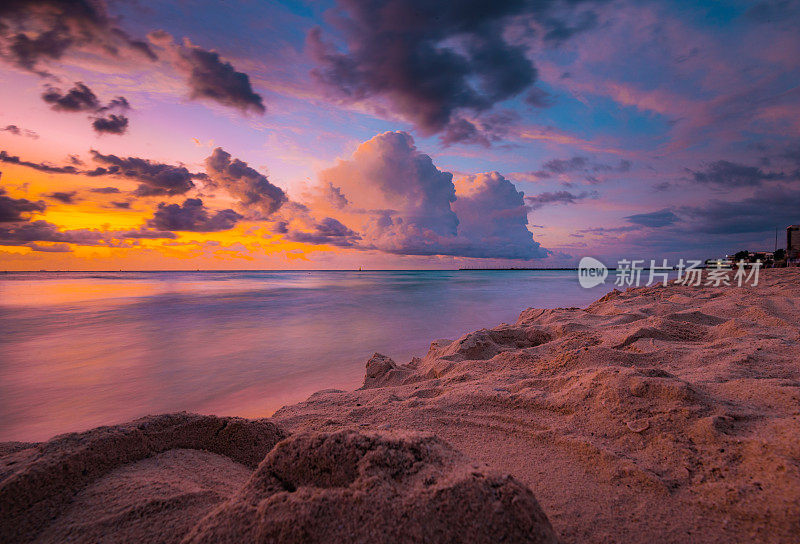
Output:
[[0, 270, 611, 442]]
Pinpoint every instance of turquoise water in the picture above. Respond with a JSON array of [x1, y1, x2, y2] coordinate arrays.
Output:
[[0, 270, 612, 441]]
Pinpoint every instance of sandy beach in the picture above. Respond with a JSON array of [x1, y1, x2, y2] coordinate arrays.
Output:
[[2, 269, 799, 543]]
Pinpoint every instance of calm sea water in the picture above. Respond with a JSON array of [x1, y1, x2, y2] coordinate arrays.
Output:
[[0, 270, 612, 442]]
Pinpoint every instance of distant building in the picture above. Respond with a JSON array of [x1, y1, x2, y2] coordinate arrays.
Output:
[[789, 225, 800, 256], [788, 225, 800, 266]]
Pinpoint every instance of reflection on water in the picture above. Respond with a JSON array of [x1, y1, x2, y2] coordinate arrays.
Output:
[[0, 270, 612, 442]]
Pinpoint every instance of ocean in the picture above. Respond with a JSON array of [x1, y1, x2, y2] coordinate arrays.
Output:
[[0, 270, 613, 442]]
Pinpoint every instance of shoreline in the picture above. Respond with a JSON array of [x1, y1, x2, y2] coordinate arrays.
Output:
[[2, 269, 799, 543]]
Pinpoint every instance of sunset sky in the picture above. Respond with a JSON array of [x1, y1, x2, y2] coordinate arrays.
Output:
[[1, 0, 798, 270]]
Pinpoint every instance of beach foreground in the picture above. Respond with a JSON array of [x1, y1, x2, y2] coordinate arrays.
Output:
[[2, 270, 799, 543]]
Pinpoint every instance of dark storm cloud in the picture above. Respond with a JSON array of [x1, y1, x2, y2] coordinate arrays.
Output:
[[92, 114, 129, 135], [178, 43, 265, 114], [110, 201, 130, 209], [46, 191, 78, 204], [540, 156, 588, 174], [90, 150, 200, 196], [577, 184, 800, 260], [439, 111, 517, 147], [577, 225, 640, 235], [746, 0, 800, 23], [678, 186, 800, 235], [0, 187, 46, 222], [85, 167, 110, 177], [0, 219, 177, 250], [1, 124, 39, 139], [0, 0, 155, 74], [0, 181, 177, 251], [144, 30, 266, 115], [119, 228, 177, 239], [98, 96, 131, 112], [624, 209, 679, 228], [525, 189, 597, 209], [531, 155, 630, 180], [205, 148, 287, 216], [0, 150, 79, 174], [89, 186, 120, 194], [92, 95, 131, 134], [688, 160, 785, 187], [2, 1, 262, 119], [146, 198, 242, 232], [308, 0, 600, 142], [42, 82, 131, 135], [42, 82, 99, 112], [0, 219, 104, 245], [25, 242, 72, 252], [525, 87, 555, 108], [579, 183, 800, 257], [542, 9, 599, 43], [440, 119, 493, 147], [285, 217, 361, 247]]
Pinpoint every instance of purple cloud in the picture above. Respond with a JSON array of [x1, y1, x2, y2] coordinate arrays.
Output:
[[0, 0, 155, 75], [0, 187, 46, 222], [147, 198, 242, 232], [205, 148, 286, 216], [525, 190, 598, 210], [308, 1, 598, 143], [90, 150, 201, 196]]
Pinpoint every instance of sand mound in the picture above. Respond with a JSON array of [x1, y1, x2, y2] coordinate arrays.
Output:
[[274, 269, 800, 543], [362, 352, 415, 388], [183, 430, 558, 544], [434, 326, 551, 363], [35, 449, 252, 544], [0, 412, 287, 543]]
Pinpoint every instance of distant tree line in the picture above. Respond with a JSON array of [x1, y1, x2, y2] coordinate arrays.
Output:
[[732, 248, 785, 264]]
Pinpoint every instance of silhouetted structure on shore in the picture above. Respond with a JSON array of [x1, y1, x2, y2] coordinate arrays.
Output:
[[788, 225, 800, 266]]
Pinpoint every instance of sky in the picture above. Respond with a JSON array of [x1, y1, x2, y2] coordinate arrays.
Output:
[[0, 0, 798, 270]]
